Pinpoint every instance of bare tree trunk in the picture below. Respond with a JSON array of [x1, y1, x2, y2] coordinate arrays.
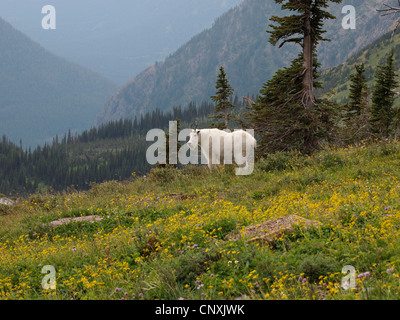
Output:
[[302, 10, 316, 110], [301, 8, 318, 153]]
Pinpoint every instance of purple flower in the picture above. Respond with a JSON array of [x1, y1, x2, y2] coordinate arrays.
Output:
[[387, 267, 395, 273], [298, 276, 307, 284], [178, 297, 184, 300], [115, 288, 120, 293], [385, 206, 392, 211], [357, 271, 371, 279], [195, 280, 200, 284], [72, 246, 77, 252], [210, 273, 215, 278], [139, 293, 143, 298], [197, 284, 204, 290], [193, 244, 199, 248]]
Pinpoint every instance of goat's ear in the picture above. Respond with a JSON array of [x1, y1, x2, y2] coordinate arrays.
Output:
[[196, 130, 200, 134]]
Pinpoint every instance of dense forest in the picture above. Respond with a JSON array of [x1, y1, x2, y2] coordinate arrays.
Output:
[[0, 100, 231, 196]]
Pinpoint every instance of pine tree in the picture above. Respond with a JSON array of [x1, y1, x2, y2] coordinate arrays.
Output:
[[210, 66, 235, 130], [348, 63, 369, 117], [371, 50, 399, 138], [268, 0, 342, 110], [248, 0, 341, 154], [344, 63, 371, 142]]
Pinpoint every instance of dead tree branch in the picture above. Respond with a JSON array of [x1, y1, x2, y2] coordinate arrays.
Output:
[[377, 2, 400, 37]]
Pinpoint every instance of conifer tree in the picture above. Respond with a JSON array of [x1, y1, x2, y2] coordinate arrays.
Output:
[[248, 0, 341, 154], [348, 63, 369, 117], [268, 0, 342, 110], [371, 50, 398, 138], [344, 63, 371, 142], [210, 66, 235, 130]]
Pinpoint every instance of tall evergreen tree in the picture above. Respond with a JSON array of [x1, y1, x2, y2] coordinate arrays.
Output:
[[268, 0, 342, 110], [344, 63, 371, 143], [371, 50, 399, 138], [348, 63, 369, 117], [248, 0, 341, 154], [210, 66, 235, 130]]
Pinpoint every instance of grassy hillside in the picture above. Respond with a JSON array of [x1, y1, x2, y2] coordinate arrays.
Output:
[[319, 29, 400, 107], [1, 140, 400, 300]]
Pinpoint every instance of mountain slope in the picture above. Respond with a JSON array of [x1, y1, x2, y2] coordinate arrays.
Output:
[[95, 0, 395, 125], [0, 0, 244, 85], [319, 28, 400, 107], [0, 17, 118, 147]]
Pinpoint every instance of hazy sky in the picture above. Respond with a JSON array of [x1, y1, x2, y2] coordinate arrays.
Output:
[[0, 0, 245, 84]]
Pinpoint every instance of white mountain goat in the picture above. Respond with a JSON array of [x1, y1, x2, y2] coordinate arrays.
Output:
[[187, 128, 256, 175]]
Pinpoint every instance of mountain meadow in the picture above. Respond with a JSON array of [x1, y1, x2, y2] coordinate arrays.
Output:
[[1, 140, 400, 300]]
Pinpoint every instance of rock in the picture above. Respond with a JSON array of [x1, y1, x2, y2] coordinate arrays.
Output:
[[226, 214, 321, 245], [167, 193, 196, 200], [0, 198, 16, 206], [47, 215, 104, 227]]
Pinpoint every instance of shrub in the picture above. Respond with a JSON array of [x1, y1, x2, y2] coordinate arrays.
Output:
[[317, 151, 345, 169], [174, 247, 222, 285], [149, 167, 180, 183], [257, 151, 301, 172], [251, 190, 264, 200], [138, 236, 162, 258], [181, 165, 207, 177], [298, 254, 340, 283], [0, 205, 11, 216]]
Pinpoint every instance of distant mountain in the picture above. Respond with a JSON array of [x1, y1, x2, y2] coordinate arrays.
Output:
[[319, 28, 400, 107], [0, 17, 118, 147], [0, 0, 244, 84], [95, 0, 395, 126]]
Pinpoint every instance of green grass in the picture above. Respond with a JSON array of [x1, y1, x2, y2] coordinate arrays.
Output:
[[1, 140, 400, 300]]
